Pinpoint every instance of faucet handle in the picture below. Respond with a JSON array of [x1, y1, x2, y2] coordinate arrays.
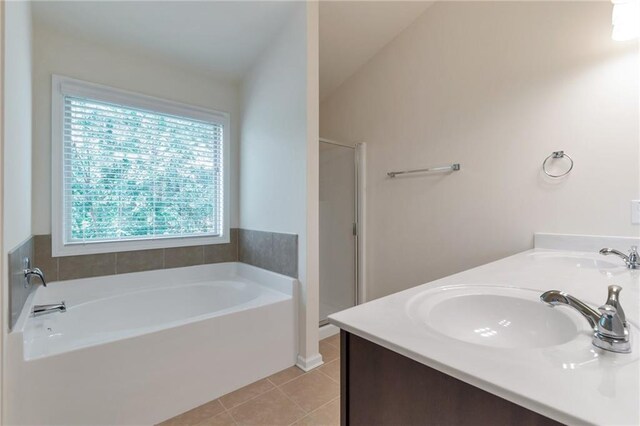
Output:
[[24, 267, 47, 287], [606, 284, 622, 300], [596, 286, 626, 339], [598, 304, 617, 317], [597, 302, 627, 340], [604, 285, 626, 325]]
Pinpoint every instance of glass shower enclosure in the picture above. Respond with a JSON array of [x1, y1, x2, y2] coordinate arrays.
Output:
[[319, 138, 360, 325]]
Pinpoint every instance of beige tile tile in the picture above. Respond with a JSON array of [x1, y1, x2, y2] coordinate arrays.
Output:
[[268, 366, 305, 386], [58, 253, 116, 280], [34, 234, 58, 282], [229, 388, 305, 426], [295, 398, 340, 426], [271, 233, 298, 277], [280, 371, 340, 413], [116, 249, 164, 274], [204, 243, 236, 264], [219, 378, 274, 409], [318, 359, 340, 383], [204, 228, 238, 264], [165, 246, 204, 269], [158, 399, 225, 426], [238, 229, 272, 270], [319, 341, 339, 363], [322, 334, 340, 349], [194, 411, 236, 426]]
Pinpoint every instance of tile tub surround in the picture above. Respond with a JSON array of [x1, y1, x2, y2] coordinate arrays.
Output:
[[8, 237, 35, 329], [34, 230, 239, 280], [158, 335, 341, 426], [32, 228, 298, 281], [239, 229, 298, 278]]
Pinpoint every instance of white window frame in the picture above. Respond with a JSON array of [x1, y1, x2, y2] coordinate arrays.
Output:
[[51, 75, 231, 257]]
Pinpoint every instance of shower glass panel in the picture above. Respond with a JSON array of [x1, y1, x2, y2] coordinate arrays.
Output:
[[319, 140, 356, 325]]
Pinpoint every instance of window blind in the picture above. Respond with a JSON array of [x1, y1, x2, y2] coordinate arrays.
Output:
[[63, 95, 224, 244]]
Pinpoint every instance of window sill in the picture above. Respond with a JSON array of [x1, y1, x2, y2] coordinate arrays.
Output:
[[52, 233, 231, 257]]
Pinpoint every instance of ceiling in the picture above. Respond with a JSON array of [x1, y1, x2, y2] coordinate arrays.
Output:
[[32, 1, 431, 95], [319, 1, 433, 100], [32, 1, 299, 82]]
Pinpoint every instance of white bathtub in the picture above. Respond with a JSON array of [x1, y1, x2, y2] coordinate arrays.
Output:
[[7, 262, 297, 425]]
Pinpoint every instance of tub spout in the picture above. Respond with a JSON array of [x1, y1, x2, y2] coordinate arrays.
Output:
[[32, 301, 66, 317]]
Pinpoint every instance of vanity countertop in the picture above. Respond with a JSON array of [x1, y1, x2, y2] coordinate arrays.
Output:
[[329, 243, 640, 425]]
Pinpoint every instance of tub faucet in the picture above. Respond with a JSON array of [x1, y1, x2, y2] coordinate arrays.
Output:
[[540, 285, 630, 353], [24, 267, 47, 287], [32, 301, 66, 317], [599, 246, 639, 269]]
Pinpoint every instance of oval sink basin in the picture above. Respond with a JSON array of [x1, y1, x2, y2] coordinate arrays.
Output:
[[407, 286, 584, 349]]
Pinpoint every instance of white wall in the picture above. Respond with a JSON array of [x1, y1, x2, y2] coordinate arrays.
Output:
[[3, 1, 33, 420], [240, 3, 320, 364], [3, 1, 32, 253], [320, 2, 640, 301], [32, 24, 241, 234]]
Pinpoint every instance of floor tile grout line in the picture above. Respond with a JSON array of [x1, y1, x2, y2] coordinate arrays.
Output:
[[221, 402, 239, 426], [305, 395, 341, 416], [268, 369, 310, 388], [320, 357, 339, 366], [274, 386, 310, 423], [322, 340, 340, 350], [213, 397, 238, 426], [288, 395, 341, 426], [222, 367, 317, 412], [316, 366, 340, 385], [220, 380, 278, 412], [163, 360, 340, 426], [277, 371, 341, 421], [161, 399, 231, 426], [266, 377, 279, 387], [220, 391, 269, 412], [271, 359, 338, 388], [276, 382, 309, 413]]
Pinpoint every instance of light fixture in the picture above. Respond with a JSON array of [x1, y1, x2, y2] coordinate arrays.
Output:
[[611, 0, 640, 41]]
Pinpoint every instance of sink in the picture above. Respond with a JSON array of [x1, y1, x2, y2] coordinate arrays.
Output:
[[406, 286, 586, 349]]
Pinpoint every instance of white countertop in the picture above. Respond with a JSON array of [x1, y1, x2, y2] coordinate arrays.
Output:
[[329, 243, 640, 425]]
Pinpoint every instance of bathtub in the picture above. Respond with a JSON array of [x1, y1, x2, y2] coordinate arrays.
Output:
[[6, 262, 297, 425]]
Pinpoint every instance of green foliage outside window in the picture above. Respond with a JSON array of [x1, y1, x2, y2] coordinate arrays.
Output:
[[65, 98, 222, 242]]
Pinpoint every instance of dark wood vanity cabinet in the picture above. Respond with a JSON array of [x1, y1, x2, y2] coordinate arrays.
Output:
[[340, 331, 562, 426]]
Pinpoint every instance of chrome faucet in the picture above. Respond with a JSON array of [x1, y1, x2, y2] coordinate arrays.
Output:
[[24, 267, 47, 287], [32, 301, 66, 317], [541, 285, 630, 353], [599, 246, 639, 269]]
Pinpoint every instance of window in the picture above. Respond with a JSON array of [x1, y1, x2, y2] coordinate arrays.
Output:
[[52, 75, 230, 256]]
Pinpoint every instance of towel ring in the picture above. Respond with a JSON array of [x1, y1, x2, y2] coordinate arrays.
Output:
[[543, 151, 573, 178]]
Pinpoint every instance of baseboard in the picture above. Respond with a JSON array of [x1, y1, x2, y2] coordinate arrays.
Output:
[[319, 323, 340, 340], [296, 353, 324, 372]]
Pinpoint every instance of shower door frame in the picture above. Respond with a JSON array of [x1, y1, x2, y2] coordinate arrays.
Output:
[[318, 138, 366, 326]]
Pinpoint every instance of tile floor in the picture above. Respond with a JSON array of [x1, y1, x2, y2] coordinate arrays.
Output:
[[159, 334, 341, 426]]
